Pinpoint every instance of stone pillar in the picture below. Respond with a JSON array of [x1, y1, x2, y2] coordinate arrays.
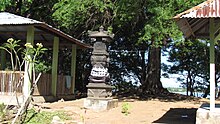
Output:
[[84, 26, 118, 111], [87, 41, 113, 98]]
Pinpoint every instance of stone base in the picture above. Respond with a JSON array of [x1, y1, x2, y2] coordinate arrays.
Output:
[[196, 103, 220, 124], [86, 83, 114, 98], [84, 97, 118, 111]]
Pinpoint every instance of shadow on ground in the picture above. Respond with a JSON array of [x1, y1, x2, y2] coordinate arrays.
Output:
[[153, 108, 197, 124]]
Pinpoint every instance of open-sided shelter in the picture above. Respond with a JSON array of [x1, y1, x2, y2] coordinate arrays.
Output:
[[174, 0, 220, 112], [0, 12, 90, 102]]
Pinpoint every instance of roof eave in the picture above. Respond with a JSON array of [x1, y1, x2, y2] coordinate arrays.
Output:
[[34, 23, 91, 49]]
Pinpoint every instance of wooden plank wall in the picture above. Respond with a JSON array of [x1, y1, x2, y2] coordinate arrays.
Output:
[[33, 74, 73, 96], [33, 73, 52, 96], [0, 71, 73, 96], [0, 71, 24, 95], [56, 75, 72, 95]]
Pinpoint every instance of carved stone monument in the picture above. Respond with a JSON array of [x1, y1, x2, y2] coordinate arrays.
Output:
[[84, 26, 118, 111]]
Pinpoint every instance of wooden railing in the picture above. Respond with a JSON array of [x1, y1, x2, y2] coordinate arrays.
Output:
[[0, 71, 24, 95], [0, 71, 73, 96]]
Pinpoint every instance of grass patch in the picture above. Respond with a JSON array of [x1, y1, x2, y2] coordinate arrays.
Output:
[[23, 109, 71, 124]]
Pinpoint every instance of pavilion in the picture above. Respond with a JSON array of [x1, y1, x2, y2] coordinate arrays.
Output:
[[174, 0, 220, 123], [0, 12, 90, 103]]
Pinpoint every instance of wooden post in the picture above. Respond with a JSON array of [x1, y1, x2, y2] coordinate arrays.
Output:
[[51, 36, 59, 96], [0, 49, 6, 70], [71, 44, 77, 94], [209, 18, 215, 111], [23, 26, 34, 98]]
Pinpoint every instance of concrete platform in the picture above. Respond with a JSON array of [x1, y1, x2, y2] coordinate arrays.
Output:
[[196, 103, 220, 124], [0, 94, 23, 105], [84, 97, 118, 111]]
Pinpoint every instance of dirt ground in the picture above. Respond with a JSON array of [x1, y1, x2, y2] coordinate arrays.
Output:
[[35, 95, 212, 124]]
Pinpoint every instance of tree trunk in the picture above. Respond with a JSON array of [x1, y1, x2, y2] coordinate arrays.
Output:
[[188, 71, 194, 96], [203, 85, 209, 98], [186, 75, 189, 96], [140, 50, 146, 84], [141, 44, 165, 95]]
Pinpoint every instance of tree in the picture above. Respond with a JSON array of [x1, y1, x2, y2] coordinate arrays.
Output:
[[1, 0, 206, 96], [166, 39, 209, 96], [110, 0, 205, 95], [1, 0, 57, 26], [52, 0, 207, 95], [53, 0, 114, 38]]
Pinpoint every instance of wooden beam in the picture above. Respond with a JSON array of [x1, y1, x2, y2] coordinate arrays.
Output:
[[183, 19, 195, 37], [214, 21, 220, 34], [189, 18, 202, 28], [71, 44, 77, 94], [23, 26, 34, 98], [40, 34, 49, 42], [12, 34, 18, 40], [192, 19, 208, 33], [51, 36, 59, 96], [214, 33, 220, 42], [177, 24, 192, 38], [32, 42, 79, 49], [0, 31, 49, 35], [0, 49, 6, 70]]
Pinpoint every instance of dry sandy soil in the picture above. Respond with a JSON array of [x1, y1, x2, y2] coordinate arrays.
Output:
[[35, 95, 213, 124]]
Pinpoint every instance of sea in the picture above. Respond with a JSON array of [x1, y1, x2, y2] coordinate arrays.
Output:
[[173, 92, 207, 98]]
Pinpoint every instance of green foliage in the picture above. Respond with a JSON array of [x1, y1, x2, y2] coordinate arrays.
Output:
[[0, 0, 34, 14], [53, 0, 210, 94], [165, 39, 210, 95], [0, 38, 22, 70], [0, 0, 11, 11], [1, 0, 56, 27], [0, 103, 6, 121], [23, 109, 70, 124], [121, 102, 131, 116], [168, 39, 209, 75], [23, 43, 47, 62], [53, 0, 114, 36], [0, 38, 49, 72], [34, 61, 51, 73]]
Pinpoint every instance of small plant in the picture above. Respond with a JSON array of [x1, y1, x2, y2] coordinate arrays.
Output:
[[0, 103, 6, 121], [121, 102, 131, 116], [80, 114, 85, 123], [23, 108, 71, 124], [0, 38, 48, 124]]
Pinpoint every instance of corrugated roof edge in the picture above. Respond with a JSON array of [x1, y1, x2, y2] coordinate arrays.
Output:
[[0, 12, 41, 25], [173, 0, 214, 19], [0, 12, 91, 49]]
